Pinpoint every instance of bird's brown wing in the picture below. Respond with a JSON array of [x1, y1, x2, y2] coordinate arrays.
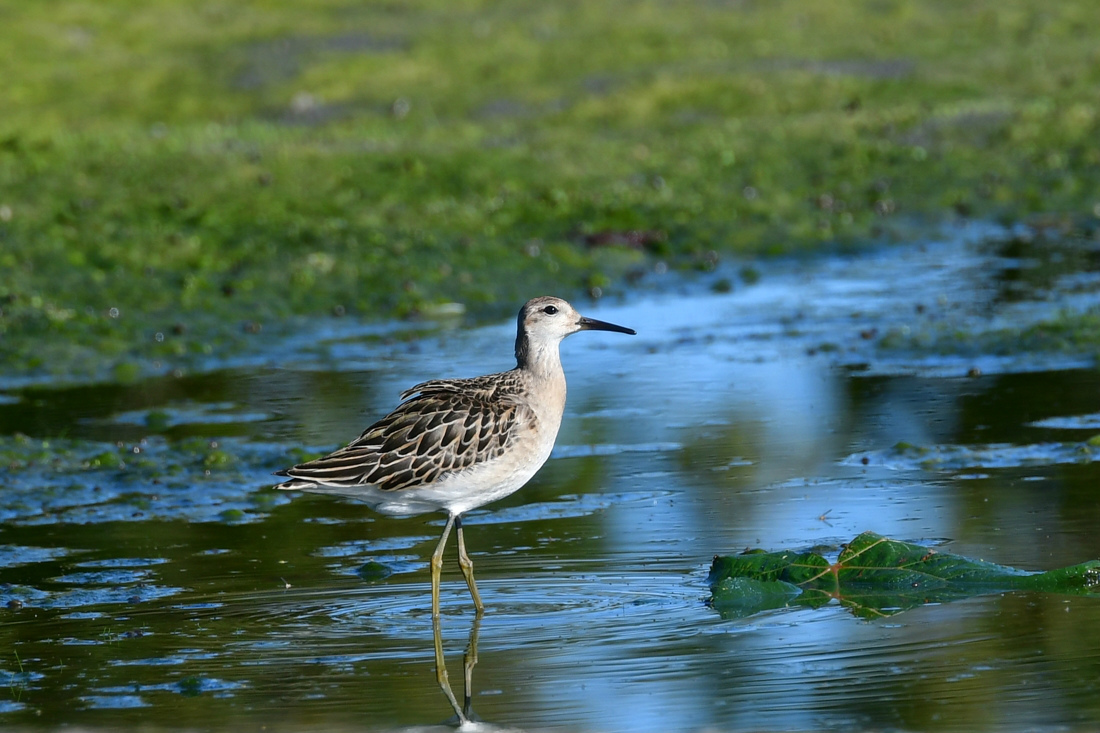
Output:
[[275, 378, 535, 492]]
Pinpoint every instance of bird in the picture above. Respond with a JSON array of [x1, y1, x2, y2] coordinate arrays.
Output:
[[274, 296, 636, 617]]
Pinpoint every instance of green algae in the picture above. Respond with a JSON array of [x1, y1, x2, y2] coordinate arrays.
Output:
[[0, 434, 296, 525], [356, 561, 395, 582], [849, 437, 1100, 471], [3, 0, 1100, 379], [709, 531, 1100, 619]]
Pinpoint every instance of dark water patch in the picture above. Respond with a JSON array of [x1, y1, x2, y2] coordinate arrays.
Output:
[[0, 369, 287, 442], [989, 232, 1100, 305]]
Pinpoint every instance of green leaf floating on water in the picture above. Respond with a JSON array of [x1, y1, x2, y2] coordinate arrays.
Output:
[[708, 531, 1100, 619]]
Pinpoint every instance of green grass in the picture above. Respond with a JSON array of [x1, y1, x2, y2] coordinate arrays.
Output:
[[2, 0, 1099, 378]]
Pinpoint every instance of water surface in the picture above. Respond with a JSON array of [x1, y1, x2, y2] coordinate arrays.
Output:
[[2, 226, 1100, 731]]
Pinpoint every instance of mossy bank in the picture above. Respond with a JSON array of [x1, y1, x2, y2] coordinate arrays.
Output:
[[2, 0, 1099, 380]]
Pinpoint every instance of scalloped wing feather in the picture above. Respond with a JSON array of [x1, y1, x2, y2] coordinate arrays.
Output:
[[277, 374, 536, 492]]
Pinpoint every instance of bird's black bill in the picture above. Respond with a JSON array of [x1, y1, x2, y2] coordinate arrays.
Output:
[[578, 316, 636, 335]]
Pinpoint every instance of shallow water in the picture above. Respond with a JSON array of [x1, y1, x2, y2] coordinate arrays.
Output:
[[2, 225, 1100, 731]]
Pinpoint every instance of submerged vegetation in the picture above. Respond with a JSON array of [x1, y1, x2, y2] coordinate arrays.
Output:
[[2, 0, 1100, 378]]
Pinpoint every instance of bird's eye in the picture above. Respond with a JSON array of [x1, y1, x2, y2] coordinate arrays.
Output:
[[542, 305, 559, 315]]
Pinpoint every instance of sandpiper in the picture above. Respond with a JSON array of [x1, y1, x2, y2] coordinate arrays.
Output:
[[274, 296, 635, 617]]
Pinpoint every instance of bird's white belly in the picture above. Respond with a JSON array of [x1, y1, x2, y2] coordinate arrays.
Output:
[[374, 437, 555, 517]]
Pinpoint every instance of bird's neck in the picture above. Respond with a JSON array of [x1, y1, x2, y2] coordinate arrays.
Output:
[[515, 334, 566, 383], [515, 335, 568, 427]]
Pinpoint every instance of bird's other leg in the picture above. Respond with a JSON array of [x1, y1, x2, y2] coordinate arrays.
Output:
[[431, 514, 456, 618], [454, 515, 484, 613]]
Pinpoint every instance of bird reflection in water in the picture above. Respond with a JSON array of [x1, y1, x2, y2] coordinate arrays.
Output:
[[434, 613, 482, 725]]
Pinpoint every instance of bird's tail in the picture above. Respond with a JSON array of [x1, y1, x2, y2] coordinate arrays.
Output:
[[272, 477, 319, 491]]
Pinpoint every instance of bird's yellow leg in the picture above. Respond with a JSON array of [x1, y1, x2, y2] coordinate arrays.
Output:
[[454, 515, 484, 613], [431, 514, 456, 618]]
